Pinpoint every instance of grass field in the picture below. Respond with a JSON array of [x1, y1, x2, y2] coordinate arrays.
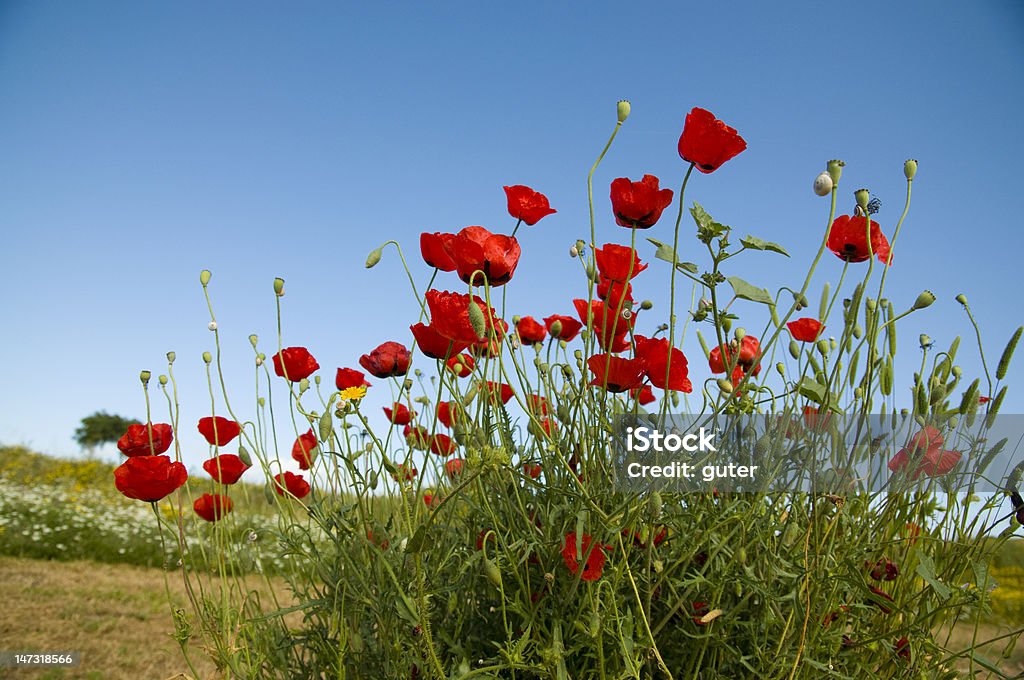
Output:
[[1, 445, 1022, 677]]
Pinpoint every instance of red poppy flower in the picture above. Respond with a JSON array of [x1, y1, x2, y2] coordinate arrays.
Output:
[[634, 335, 693, 393], [596, 276, 633, 310], [631, 384, 655, 405], [525, 394, 549, 416], [609, 175, 674, 229], [888, 427, 959, 478], [918, 448, 962, 477], [543, 314, 583, 342], [436, 401, 458, 428], [431, 434, 457, 456], [708, 336, 761, 377], [787, 318, 824, 342], [587, 354, 646, 393], [197, 416, 241, 447], [623, 526, 668, 549], [366, 527, 390, 550], [335, 367, 371, 391], [381, 403, 413, 426], [867, 585, 894, 614], [561, 532, 609, 581], [503, 185, 556, 225], [392, 464, 417, 482], [516, 316, 548, 344], [827, 215, 892, 265], [894, 636, 911, 660], [444, 458, 466, 478], [423, 492, 440, 508], [445, 352, 475, 377], [410, 322, 471, 360], [193, 493, 233, 522], [359, 341, 411, 378], [691, 601, 712, 624], [272, 346, 320, 381], [404, 425, 431, 450], [867, 558, 900, 582], [442, 226, 521, 287], [291, 429, 319, 470], [802, 406, 831, 430], [677, 107, 747, 174], [476, 529, 496, 551], [273, 471, 311, 499], [425, 289, 500, 345], [909, 426, 944, 453], [482, 381, 515, 405], [202, 454, 250, 484], [523, 463, 542, 479], [117, 423, 173, 457], [113, 455, 188, 502], [574, 299, 633, 352], [420, 232, 457, 271], [595, 243, 647, 282]]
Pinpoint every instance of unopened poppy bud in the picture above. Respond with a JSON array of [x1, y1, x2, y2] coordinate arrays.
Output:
[[717, 378, 734, 394], [829, 337, 837, 351], [734, 327, 746, 341], [569, 245, 579, 258], [365, 246, 383, 268], [273, 278, 285, 296], [258, 397, 265, 408], [789, 340, 800, 359], [866, 298, 877, 313], [813, 172, 833, 196], [208, 321, 218, 331], [158, 374, 168, 385], [617, 99, 630, 123], [512, 315, 521, 325], [920, 334, 933, 349], [854, 188, 870, 211], [298, 378, 310, 394], [952, 366, 962, 378], [549, 320, 563, 337], [200, 269, 212, 286], [574, 349, 583, 361], [586, 263, 597, 281], [671, 391, 680, 407], [816, 339, 829, 356], [468, 301, 487, 338], [827, 159, 845, 185], [853, 324, 863, 339], [854, 387, 864, 399], [202, 351, 212, 364], [955, 293, 968, 306], [483, 558, 502, 588], [903, 159, 918, 180], [913, 290, 936, 310], [776, 362, 785, 377], [249, 334, 258, 348], [640, 300, 653, 311], [314, 375, 321, 386], [237, 445, 252, 466], [166, 351, 176, 364]]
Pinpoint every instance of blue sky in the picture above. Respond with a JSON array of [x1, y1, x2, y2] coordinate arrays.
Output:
[[2, 1, 1023, 474]]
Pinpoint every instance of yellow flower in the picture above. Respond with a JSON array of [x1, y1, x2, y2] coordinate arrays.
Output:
[[340, 386, 367, 401]]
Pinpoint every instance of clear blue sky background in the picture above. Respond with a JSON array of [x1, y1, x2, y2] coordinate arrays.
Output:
[[2, 1, 1023, 476]]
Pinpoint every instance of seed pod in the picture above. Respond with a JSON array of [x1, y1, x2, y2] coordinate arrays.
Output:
[[273, 277, 285, 296], [827, 159, 845, 185], [997, 327, 1023, 380], [904, 159, 918, 180], [202, 352, 212, 364], [617, 100, 631, 123], [158, 375, 168, 385], [200, 269, 212, 286]]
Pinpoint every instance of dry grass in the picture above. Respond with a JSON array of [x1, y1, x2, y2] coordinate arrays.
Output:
[[0, 556, 290, 680]]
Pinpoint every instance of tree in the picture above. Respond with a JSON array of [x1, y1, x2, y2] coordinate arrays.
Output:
[[74, 411, 140, 454]]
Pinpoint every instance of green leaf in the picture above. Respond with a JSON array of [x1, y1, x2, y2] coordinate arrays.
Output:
[[797, 378, 827, 403], [727, 276, 775, 306], [394, 593, 421, 626], [646, 237, 698, 273], [914, 548, 952, 600], [405, 525, 430, 554], [740, 235, 790, 257]]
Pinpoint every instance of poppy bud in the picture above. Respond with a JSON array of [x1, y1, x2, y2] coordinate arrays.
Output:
[[273, 278, 285, 296], [913, 290, 936, 310], [827, 159, 845, 185], [208, 321, 217, 331], [854, 387, 863, 399], [299, 378, 309, 394], [955, 293, 968, 306], [166, 351, 176, 364], [816, 339, 829, 356], [853, 324, 863, 339], [722, 317, 732, 333], [829, 337, 837, 351], [854, 189, 870, 211], [365, 246, 384, 268], [776, 362, 785, 378], [203, 352, 212, 364], [200, 269, 212, 286], [813, 172, 833, 196], [952, 366, 962, 378], [903, 159, 918, 180], [789, 341, 800, 360], [734, 327, 746, 341], [549, 320, 563, 337], [617, 99, 631, 123], [258, 397, 265, 408], [468, 301, 487, 339], [140, 370, 151, 384], [866, 298, 877, 313], [717, 378, 734, 393], [249, 334, 258, 348], [158, 374, 168, 385], [238, 445, 252, 466], [641, 300, 653, 311], [483, 558, 502, 588]]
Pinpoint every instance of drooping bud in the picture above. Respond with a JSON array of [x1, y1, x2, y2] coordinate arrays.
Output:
[[717, 378, 734, 394], [202, 351, 212, 364], [273, 278, 285, 296], [483, 558, 502, 588], [468, 301, 487, 339], [775, 362, 785, 378], [955, 293, 968, 306], [365, 245, 383, 268], [200, 270, 212, 286], [617, 100, 631, 123], [903, 159, 918, 180], [913, 290, 936, 310], [813, 171, 833, 196], [640, 300, 653, 311], [139, 370, 151, 384], [789, 341, 800, 360], [298, 378, 310, 394], [826, 159, 845, 186]]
